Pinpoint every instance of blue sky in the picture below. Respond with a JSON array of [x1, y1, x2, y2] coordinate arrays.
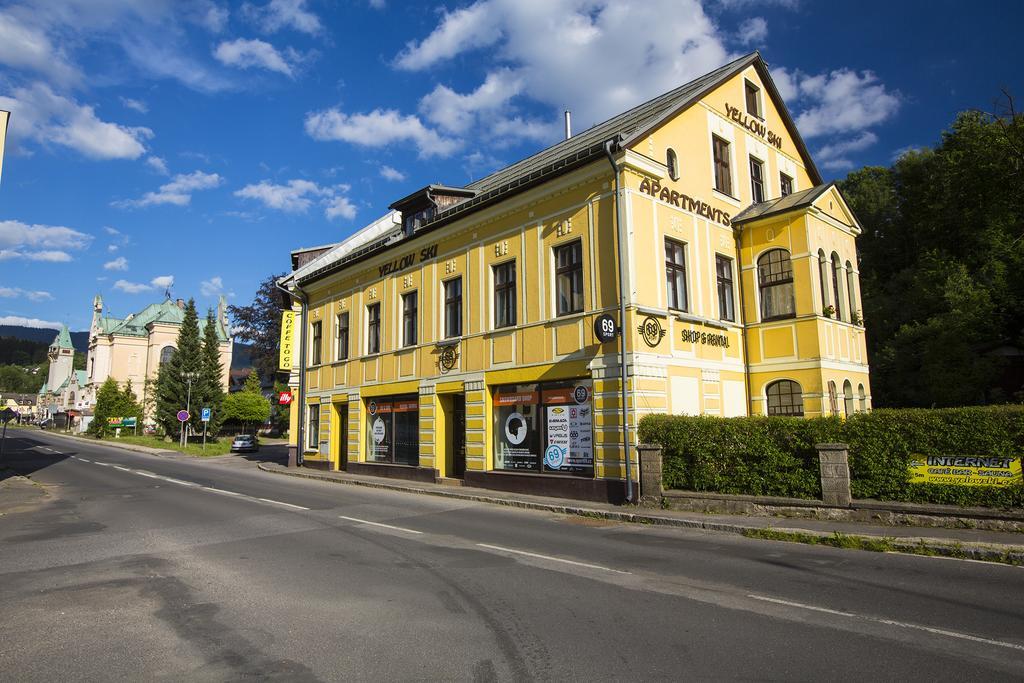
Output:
[[0, 0, 1020, 332]]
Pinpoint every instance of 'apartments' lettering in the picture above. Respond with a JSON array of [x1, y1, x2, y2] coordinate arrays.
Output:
[[637, 177, 731, 227]]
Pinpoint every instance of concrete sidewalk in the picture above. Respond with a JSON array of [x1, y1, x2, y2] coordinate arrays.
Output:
[[258, 461, 1024, 564]]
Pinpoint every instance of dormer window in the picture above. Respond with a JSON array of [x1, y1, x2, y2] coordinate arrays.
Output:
[[402, 207, 434, 236], [390, 184, 477, 239], [744, 80, 762, 119]]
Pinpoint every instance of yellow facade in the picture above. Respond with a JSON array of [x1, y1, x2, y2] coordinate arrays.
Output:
[[281, 53, 870, 501]]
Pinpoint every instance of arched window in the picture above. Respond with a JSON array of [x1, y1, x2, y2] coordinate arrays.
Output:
[[843, 380, 855, 416], [858, 384, 867, 412], [758, 249, 795, 321], [666, 148, 679, 181], [766, 380, 803, 416], [818, 249, 830, 316], [846, 260, 857, 322], [831, 252, 844, 321], [828, 380, 839, 415], [160, 345, 176, 366]]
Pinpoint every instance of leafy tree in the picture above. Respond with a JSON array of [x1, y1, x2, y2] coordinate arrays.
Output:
[[229, 273, 286, 380], [88, 378, 142, 437], [197, 309, 226, 435], [840, 97, 1024, 406], [222, 370, 271, 434], [154, 299, 202, 436]]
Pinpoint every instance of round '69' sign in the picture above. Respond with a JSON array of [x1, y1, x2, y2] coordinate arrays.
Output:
[[593, 313, 618, 343]]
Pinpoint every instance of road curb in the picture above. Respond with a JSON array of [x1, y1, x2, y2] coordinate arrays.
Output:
[[256, 463, 1024, 565]]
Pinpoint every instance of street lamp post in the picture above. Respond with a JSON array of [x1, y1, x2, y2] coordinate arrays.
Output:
[[181, 371, 199, 448]]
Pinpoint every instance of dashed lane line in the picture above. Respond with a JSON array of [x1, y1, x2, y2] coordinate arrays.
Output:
[[748, 594, 1024, 652], [338, 515, 423, 534], [476, 543, 631, 574]]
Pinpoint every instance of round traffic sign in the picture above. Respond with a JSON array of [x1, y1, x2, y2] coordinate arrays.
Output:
[[176, 410, 190, 422]]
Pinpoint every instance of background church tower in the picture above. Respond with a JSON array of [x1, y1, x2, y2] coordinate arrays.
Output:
[[46, 325, 75, 391]]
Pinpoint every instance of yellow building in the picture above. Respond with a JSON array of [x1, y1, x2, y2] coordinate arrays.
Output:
[[279, 52, 870, 502]]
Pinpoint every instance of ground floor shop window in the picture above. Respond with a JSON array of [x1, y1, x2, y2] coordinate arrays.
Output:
[[492, 380, 594, 476], [366, 396, 419, 466]]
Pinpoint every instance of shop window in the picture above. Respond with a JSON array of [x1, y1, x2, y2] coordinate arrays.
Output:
[[745, 79, 762, 118], [493, 261, 516, 328], [818, 250, 830, 314], [831, 252, 844, 321], [666, 147, 679, 181], [716, 254, 735, 322], [665, 238, 688, 311], [336, 312, 349, 361], [555, 240, 584, 316], [846, 260, 857, 321], [843, 380, 855, 416], [444, 277, 462, 338], [757, 249, 795, 321], [766, 380, 803, 416], [712, 135, 732, 196], [858, 384, 867, 412], [311, 320, 322, 365], [365, 396, 419, 466], [366, 302, 380, 355], [402, 291, 418, 347], [780, 173, 793, 197], [749, 156, 765, 203], [492, 381, 594, 476], [308, 407, 319, 450], [159, 345, 175, 366]]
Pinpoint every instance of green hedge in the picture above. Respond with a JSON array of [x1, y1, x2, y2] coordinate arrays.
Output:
[[637, 406, 1024, 509]]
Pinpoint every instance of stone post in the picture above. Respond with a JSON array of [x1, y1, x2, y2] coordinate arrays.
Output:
[[637, 443, 664, 507], [816, 443, 851, 507]]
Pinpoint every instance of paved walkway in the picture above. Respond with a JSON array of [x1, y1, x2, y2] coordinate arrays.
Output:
[[258, 462, 1024, 561]]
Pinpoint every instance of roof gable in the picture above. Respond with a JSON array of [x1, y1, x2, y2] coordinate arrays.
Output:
[[731, 182, 861, 231]]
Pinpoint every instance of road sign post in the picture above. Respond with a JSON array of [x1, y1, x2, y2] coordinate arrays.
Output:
[[177, 410, 190, 449], [201, 407, 211, 451]]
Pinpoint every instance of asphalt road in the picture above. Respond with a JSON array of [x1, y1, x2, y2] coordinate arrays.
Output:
[[2, 429, 1023, 681]]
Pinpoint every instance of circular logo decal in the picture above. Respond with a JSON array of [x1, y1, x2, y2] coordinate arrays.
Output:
[[368, 400, 377, 415], [504, 411, 528, 445], [372, 416, 386, 444], [544, 445, 566, 469], [573, 385, 589, 404], [637, 316, 666, 348], [439, 346, 458, 372]]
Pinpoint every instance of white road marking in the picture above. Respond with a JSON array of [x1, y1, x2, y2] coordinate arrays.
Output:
[[78, 458, 92, 463], [477, 543, 631, 574], [339, 515, 423, 534], [884, 551, 1023, 569], [257, 497, 309, 510], [205, 487, 241, 496], [160, 477, 199, 487], [136, 472, 162, 479], [748, 594, 1024, 652], [113, 465, 132, 472], [93, 462, 111, 467]]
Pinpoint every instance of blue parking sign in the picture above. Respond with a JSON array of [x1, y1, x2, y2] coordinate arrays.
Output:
[[201, 407, 211, 422]]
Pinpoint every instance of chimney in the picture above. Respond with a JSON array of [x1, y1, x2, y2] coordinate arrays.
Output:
[[564, 110, 572, 140], [176, 298, 185, 309]]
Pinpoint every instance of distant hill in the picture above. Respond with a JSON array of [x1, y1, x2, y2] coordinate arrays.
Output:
[[0, 324, 254, 370], [0, 325, 89, 350]]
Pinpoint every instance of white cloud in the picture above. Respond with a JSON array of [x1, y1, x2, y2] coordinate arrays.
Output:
[[0, 82, 153, 160], [0, 219, 91, 262], [419, 69, 524, 135], [0, 315, 62, 329], [189, 1, 229, 32], [120, 96, 148, 114], [242, 0, 321, 34], [235, 179, 357, 221], [103, 256, 129, 271], [394, 3, 502, 71], [304, 108, 460, 158], [815, 131, 879, 171], [0, 286, 54, 302], [146, 155, 169, 175], [200, 276, 224, 296], [737, 17, 768, 45], [114, 170, 223, 208], [103, 226, 121, 236], [379, 165, 406, 182], [114, 274, 174, 294], [107, 245, 119, 253], [781, 68, 901, 138], [151, 275, 174, 289], [214, 38, 296, 77], [0, 11, 79, 85]]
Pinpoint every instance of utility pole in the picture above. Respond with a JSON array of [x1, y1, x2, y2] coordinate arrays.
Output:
[[181, 371, 198, 448]]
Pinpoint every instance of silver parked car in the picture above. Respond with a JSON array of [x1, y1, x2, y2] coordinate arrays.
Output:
[[230, 434, 259, 453]]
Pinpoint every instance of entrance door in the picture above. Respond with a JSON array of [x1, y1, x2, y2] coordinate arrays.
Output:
[[450, 395, 466, 478], [335, 404, 348, 471]]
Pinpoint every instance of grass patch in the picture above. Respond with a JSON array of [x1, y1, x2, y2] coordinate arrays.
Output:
[[99, 434, 234, 457]]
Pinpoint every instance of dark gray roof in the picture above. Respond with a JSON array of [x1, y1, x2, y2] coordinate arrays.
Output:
[[731, 183, 835, 224]]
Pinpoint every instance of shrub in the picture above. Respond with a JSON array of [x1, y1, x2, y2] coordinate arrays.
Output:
[[638, 405, 1024, 508]]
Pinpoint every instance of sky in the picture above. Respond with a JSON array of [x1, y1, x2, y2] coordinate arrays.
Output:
[[0, 0, 1020, 332]]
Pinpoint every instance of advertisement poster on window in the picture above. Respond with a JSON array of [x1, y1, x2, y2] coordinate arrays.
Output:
[[368, 401, 392, 462], [542, 384, 593, 472], [493, 388, 540, 471]]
